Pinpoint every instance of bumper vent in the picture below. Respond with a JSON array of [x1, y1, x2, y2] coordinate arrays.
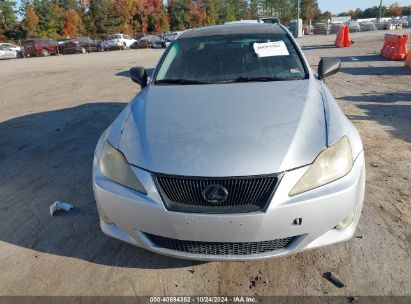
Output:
[[154, 174, 280, 213], [147, 234, 295, 256]]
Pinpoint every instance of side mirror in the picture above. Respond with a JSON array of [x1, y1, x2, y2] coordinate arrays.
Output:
[[130, 66, 148, 87], [318, 58, 341, 80]]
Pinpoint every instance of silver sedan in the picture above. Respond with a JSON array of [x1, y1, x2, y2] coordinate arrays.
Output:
[[93, 23, 365, 261], [0, 46, 18, 60]]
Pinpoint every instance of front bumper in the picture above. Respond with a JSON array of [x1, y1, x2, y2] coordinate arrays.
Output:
[[93, 152, 365, 261]]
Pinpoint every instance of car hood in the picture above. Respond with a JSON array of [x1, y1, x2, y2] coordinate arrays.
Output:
[[117, 79, 326, 177]]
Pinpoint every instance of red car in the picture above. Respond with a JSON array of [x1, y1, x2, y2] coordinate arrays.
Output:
[[23, 39, 59, 57]]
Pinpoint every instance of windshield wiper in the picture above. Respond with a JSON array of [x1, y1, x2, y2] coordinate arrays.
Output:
[[155, 79, 210, 85], [226, 76, 290, 83]]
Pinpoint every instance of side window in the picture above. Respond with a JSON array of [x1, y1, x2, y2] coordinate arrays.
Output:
[[123, 35, 131, 40]]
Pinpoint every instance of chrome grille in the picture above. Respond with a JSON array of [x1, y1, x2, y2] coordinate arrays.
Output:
[[154, 174, 280, 213], [147, 234, 294, 255]]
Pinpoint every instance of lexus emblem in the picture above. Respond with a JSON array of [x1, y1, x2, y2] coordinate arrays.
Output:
[[202, 184, 229, 204]]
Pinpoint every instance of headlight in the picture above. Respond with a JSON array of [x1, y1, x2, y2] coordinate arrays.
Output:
[[98, 141, 147, 194], [289, 136, 353, 196]]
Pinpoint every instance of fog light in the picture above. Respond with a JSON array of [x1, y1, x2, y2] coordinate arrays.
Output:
[[97, 204, 113, 224], [335, 212, 355, 230]]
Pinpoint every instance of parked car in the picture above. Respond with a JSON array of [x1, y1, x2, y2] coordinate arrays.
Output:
[[93, 23, 365, 261], [330, 23, 343, 34], [377, 21, 391, 30], [394, 19, 408, 29], [98, 34, 136, 51], [348, 22, 361, 32], [23, 39, 59, 57], [0, 46, 18, 59], [360, 22, 377, 31], [72, 36, 99, 52], [58, 39, 86, 54], [161, 33, 178, 47], [131, 35, 166, 49], [0, 42, 22, 56]]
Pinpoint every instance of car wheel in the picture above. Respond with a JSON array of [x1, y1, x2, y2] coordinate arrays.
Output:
[[97, 45, 103, 52], [41, 48, 49, 56], [121, 43, 126, 50]]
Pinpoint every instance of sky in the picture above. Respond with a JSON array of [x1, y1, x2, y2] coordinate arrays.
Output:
[[318, 0, 411, 14]]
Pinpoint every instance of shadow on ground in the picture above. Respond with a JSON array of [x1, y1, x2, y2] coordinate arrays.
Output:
[[339, 92, 411, 143], [336, 54, 386, 63], [301, 44, 336, 50], [0, 102, 200, 269], [340, 66, 411, 76], [339, 91, 411, 103]]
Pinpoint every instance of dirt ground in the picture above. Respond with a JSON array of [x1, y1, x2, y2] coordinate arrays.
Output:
[[0, 29, 410, 296]]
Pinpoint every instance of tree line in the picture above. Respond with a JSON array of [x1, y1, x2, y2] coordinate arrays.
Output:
[[0, 0, 321, 40], [337, 3, 411, 19], [1, 0, 410, 41]]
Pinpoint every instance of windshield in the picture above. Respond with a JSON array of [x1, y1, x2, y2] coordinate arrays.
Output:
[[154, 33, 307, 84], [107, 34, 121, 40]]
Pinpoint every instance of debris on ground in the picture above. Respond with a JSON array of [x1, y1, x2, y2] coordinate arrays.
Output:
[[249, 276, 262, 289], [322, 271, 345, 288], [49, 201, 74, 216]]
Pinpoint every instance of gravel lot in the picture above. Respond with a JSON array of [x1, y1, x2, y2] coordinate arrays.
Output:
[[0, 29, 410, 296]]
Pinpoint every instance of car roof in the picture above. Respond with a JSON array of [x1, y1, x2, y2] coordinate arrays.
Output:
[[179, 23, 287, 39]]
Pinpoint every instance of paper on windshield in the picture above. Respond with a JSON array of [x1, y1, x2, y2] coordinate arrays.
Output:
[[253, 41, 289, 57]]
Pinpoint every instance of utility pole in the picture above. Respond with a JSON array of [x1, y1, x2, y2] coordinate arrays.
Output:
[[294, 0, 301, 38], [378, 0, 383, 20]]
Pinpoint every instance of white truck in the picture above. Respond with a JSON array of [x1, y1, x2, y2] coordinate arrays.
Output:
[[99, 34, 136, 51]]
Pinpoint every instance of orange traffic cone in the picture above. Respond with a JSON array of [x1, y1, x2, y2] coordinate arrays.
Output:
[[405, 50, 411, 68], [335, 26, 344, 48], [342, 26, 351, 47]]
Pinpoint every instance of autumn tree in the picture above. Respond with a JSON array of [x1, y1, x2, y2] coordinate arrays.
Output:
[[168, 0, 191, 30], [248, 0, 260, 19], [189, 0, 207, 28], [148, 0, 170, 33], [58, 0, 78, 11], [216, 0, 235, 23], [22, 8, 39, 37], [386, 3, 402, 17], [112, 0, 139, 35], [204, 0, 217, 24], [62, 9, 83, 37], [84, 0, 119, 37], [301, 0, 321, 23], [231, 0, 248, 20]]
